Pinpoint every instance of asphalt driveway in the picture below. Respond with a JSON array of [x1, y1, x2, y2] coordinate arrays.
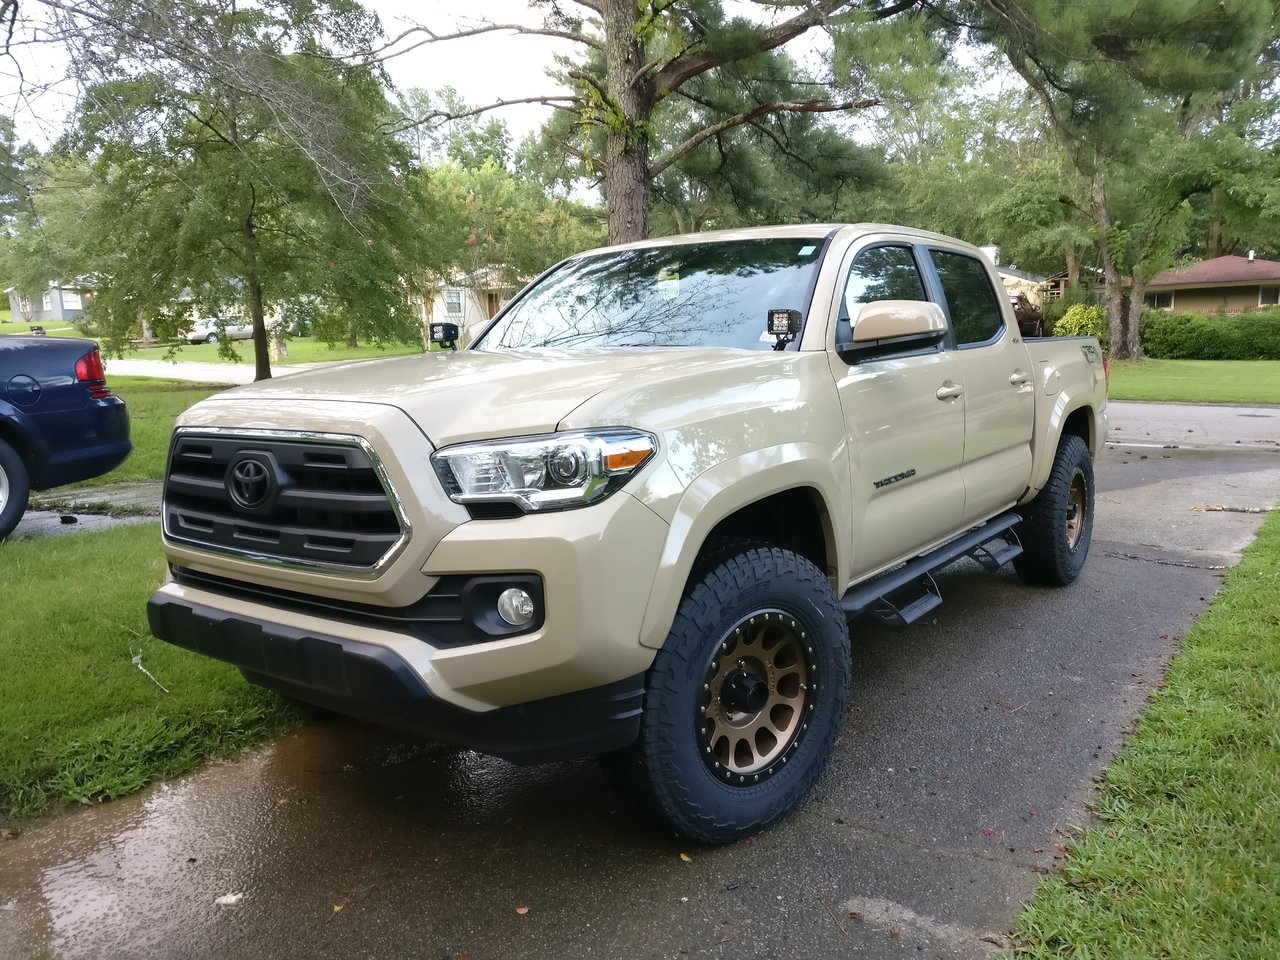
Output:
[[1, 404, 1276, 959]]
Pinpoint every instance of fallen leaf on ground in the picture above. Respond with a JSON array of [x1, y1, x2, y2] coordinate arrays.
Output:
[[847, 911, 862, 921], [515, 906, 530, 915], [889, 926, 901, 938], [0, 828, 19, 840], [679, 852, 692, 862]]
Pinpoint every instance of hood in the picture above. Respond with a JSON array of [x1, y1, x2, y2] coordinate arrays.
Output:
[[214, 348, 791, 447]]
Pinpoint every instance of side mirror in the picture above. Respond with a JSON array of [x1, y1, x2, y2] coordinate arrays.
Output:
[[837, 300, 946, 363]]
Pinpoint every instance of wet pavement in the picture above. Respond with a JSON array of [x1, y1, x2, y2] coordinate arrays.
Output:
[[1, 406, 1278, 959]]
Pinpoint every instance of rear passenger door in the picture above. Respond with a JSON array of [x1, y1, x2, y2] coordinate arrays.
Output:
[[829, 241, 967, 579], [926, 247, 1035, 525]]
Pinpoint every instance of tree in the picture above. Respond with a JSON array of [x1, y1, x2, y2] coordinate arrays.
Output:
[[965, 0, 1279, 358], [380, 0, 922, 244], [33, 0, 438, 379]]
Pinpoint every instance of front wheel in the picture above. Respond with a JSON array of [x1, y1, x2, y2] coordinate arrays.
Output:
[[205, 332, 219, 343], [0, 438, 31, 541], [612, 544, 851, 843], [1014, 434, 1095, 586]]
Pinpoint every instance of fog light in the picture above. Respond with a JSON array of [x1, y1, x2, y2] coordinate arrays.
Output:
[[497, 587, 536, 627]]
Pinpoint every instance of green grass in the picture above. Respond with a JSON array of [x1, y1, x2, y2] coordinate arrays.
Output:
[[0, 523, 303, 822], [62, 376, 225, 488], [1108, 359, 1280, 405], [1016, 509, 1280, 958], [128, 335, 426, 365]]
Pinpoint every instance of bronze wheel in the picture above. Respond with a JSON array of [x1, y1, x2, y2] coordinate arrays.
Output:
[[1065, 471, 1086, 550], [698, 610, 816, 785]]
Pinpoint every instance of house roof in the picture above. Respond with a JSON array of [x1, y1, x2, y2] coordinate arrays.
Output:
[[997, 266, 1047, 283], [1148, 255, 1280, 289]]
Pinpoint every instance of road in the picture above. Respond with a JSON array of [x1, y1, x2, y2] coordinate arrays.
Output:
[[1, 404, 1277, 960]]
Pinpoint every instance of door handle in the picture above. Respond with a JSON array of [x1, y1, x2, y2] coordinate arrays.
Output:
[[1009, 370, 1031, 386], [936, 382, 963, 400]]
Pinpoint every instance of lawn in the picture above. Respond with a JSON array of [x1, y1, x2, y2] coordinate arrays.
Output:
[[0, 523, 303, 822], [1016, 509, 1280, 958], [1107, 359, 1280, 405], [127, 334, 426, 365]]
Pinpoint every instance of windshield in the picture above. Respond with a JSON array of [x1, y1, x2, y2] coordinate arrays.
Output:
[[474, 237, 827, 351]]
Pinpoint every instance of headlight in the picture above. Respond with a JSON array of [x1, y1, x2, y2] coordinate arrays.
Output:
[[431, 429, 658, 512]]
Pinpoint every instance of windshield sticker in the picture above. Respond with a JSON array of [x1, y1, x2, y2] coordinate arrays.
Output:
[[656, 268, 680, 301], [758, 329, 776, 343], [798, 245, 816, 256]]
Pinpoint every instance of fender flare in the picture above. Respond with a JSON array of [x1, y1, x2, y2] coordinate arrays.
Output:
[[637, 442, 849, 650]]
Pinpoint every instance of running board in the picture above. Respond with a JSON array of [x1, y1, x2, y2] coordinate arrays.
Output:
[[841, 513, 1023, 626]]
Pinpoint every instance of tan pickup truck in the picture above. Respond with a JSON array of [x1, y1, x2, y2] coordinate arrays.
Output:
[[148, 224, 1107, 842]]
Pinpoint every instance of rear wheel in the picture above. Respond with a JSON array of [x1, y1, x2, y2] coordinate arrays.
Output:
[[0, 438, 31, 541], [1014, 434, 1094, 585], [206, 332, 219, 343], [609, 544, 851, 843]]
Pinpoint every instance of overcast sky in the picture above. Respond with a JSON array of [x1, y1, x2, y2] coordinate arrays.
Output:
[[0, 0, 827, 148]]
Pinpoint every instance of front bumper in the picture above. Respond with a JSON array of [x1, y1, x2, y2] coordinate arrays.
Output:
[[147, 592, 645, 763]]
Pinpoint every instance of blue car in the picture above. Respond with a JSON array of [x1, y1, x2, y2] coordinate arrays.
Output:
[[0, 336, 132, 539]]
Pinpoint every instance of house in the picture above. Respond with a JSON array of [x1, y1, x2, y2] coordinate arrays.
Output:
[[5, 282, 94, 324], [977, 246, 1048, 305], [1145, 254, 1280, 313], [425, 269, 521, 345]]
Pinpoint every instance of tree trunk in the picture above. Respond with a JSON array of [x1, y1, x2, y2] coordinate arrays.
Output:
[[239, 202, 272, 381], [1065, 247, 1080, 286], [602, 0, 652, 244], [1125, 273, 1147, 360], [1090, 163, 1140, 359]]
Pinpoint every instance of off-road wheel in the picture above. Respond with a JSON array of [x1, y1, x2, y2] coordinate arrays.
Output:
[[0, 438, 31, 541], [1014, 434, 1094, 586], [612, 544, 851, 843]]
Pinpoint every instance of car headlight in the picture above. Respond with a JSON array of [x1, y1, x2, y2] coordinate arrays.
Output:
[[431, 429, 658, 512]]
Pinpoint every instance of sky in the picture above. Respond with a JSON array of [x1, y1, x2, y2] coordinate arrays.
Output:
[[0, 0, 830, 148]]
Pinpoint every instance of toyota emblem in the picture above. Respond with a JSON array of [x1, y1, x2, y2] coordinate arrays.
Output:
[[227, 457, 272, 510]]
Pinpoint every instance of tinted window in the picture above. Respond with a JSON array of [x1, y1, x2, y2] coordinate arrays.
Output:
[[476, 238, 825, 351], [931, 250, 1004, 345], [843, 245, 927, 315]]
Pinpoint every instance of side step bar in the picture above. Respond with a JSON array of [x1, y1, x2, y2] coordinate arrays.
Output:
[[841, 513, 1023, 627]]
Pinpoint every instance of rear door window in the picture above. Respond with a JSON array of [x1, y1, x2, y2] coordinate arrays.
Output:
[[930, 250, 1005, 346]]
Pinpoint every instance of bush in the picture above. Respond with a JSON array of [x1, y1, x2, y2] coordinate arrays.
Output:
[[1043, 284, 1100, 330], [1054, 303, 1109, 348], [1141, 308, 1280, 360]]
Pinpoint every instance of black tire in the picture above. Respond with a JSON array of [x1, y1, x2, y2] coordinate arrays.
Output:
[[609, 544, 851, 843], [206, 332, 218, 343], [1014, 434, 1094, 586], [0, 438, 31, 541]]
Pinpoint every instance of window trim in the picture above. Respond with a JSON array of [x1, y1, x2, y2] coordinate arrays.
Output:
[[1260, 286, 1278, 308]]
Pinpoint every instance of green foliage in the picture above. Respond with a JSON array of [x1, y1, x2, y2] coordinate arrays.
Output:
[[1017, 510, 1280, 958], [1140, 308, 1280, 360], [1054, 303, 1109, 347], [1042, 284, 1101, 327]]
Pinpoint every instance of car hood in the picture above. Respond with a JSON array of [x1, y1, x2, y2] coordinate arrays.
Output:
[[210, 348, 791, 448]]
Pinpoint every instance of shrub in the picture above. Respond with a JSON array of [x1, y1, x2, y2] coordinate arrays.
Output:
[[1141, 308, 1280, 360], [1054, 303, 1109, 348], [1042, 284, 1100, 330]]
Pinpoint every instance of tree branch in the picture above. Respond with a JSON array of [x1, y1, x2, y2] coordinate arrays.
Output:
[[363, 21, 602, 64], [651, 97, 878, 177], [651, 0, 917, 97], [387, 95, 583, 135]]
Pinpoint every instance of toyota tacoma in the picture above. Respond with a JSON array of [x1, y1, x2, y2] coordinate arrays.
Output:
[[148, 224, 1107, 842]]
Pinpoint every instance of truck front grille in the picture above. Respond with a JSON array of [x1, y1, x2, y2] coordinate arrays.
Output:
[[163, 430, 407, 571]]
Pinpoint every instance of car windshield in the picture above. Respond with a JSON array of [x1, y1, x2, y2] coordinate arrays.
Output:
[[474, 237, 827, 351]]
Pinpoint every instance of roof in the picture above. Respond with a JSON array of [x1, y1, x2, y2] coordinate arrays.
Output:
[[1148, 255, 1280, 289], [998, 266, 1046, 283]]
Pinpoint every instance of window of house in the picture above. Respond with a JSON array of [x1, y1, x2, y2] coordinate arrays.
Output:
[[444, 289, 463, 315], [41, 292, 51, 311], [930, 249, 1004, 345], [1261, 287, 1279, 307], [63, 290, 83, 310], [1146, 291, 1173, 310]]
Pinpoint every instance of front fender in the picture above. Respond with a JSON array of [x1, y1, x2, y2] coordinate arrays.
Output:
[[637, 442, 849, 650]]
